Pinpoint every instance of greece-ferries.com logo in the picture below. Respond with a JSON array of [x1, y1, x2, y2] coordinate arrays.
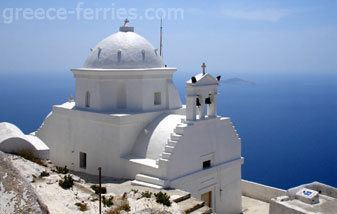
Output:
[[2, 2, 184, 24]]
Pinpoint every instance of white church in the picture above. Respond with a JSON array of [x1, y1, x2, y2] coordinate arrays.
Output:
[[0, 21, 244, 213]]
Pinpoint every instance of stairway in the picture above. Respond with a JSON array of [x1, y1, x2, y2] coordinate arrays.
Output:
[[172, 191, 212, 214], [130, 182, 212, 213], [130, 136, 180, 189], [156, 123, 188, 165], [132, 123, 190, 189], [131, 174, 167, 189]]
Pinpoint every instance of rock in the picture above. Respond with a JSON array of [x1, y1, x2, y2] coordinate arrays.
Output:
[[0, 151, 49, 214]]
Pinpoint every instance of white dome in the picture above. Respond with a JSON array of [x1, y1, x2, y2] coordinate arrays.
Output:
[[84, 30, 165, 69]]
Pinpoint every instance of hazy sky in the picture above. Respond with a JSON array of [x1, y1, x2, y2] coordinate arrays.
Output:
[[0, 0, 336, 73]]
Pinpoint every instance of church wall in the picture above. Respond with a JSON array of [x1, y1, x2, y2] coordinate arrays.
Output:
[[72, 69, 181, 113], [141, 78, 168, 111], [36, 109, 125, 177], [167, 79, 183, 109], [36, 111, 71, 168], [36, 104, 186, 179], [126, 79, 143, 111], [98, 80, 119, 111], [166, 117, 241, 180], [215, 166, 242, 213], [171, 165, 242, 213], [76, 78, 128, 112], [75, 78, 101, 110], [166, 117, 242, 213], [66, 114, 121, 176]]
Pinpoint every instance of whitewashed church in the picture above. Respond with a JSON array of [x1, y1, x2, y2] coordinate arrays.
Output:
[[2, 21, 244, 213]]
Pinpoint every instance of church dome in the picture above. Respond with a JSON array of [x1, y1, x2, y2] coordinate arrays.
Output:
[[84, 21, 165, 69]]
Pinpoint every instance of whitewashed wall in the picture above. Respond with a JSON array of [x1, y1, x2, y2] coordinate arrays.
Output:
[[166, 117, 243, 213], [36, 102, 183, 178], [72, 68, 182, 112], [241, 180, 286, 203]]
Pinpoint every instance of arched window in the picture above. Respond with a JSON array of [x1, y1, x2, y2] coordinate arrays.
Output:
[[85, 91, 90, 108]]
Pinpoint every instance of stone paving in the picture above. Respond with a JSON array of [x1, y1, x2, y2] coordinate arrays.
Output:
[[242, 196, 270, 214]]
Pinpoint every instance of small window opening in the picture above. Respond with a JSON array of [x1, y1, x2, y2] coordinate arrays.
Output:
[[142, 50, 145, 62], [80, 152, 87, 169], [85, 91, 90, 108], [205, 97, 212, 105], [196, 97, 201, 106], [203, 160, 211, 169], [97, 47, 102, 58], [154, 92, 161, 105], [117, 49, 122, 62]]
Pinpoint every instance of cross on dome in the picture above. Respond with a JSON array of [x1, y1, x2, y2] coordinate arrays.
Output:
[[120, 19, 134, 32], [124, 18, 129, 26]]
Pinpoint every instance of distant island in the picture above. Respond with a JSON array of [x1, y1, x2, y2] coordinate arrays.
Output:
[[222, 78, 256, 85]]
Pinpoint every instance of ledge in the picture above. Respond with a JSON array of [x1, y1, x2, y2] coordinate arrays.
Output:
[[241, 180, 286, 203], [123, 155, 158, 169], [71, 67, 176, 78], [170, 157, 243, 186]]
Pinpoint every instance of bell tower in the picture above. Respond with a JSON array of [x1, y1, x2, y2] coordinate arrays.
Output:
[[185, 63, 221, 121]]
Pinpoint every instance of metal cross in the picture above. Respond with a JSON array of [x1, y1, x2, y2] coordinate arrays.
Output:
[[201, 62, 206, 75], [124, 18, 129, 26]]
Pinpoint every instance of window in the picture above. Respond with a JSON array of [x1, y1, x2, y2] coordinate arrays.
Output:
[[203, 160, 211, 169], [117, 49, 122, 62], [85, 91, 90, 107], [154, 92, 161, 105], [80, 152, 87, 169]]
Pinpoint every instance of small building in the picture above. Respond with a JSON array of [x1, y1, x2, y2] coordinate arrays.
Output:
[[4, 21, 244, 213], [270, 182, 337, 214]]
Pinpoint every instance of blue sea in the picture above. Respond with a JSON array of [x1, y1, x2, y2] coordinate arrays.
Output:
[[0, 70, 336, 190]]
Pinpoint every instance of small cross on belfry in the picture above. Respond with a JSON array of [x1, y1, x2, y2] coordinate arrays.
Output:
[[201, 62, 206, 75], [124, 18, 129, 26]]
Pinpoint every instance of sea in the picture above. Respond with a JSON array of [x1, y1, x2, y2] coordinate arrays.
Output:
[[0, 70, 336, 190]]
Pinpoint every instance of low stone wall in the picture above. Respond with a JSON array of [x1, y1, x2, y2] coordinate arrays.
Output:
[[241, 180, 286, 203], [269, 199, 304, 214]]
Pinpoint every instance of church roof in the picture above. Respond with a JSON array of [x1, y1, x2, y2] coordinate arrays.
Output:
[[186, 73, 219, 86], [84, 21, 165, 69], [0, 122, 50, 152], [131, 114, 184, 160]]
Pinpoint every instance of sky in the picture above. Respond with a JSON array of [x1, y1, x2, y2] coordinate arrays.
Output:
[[0, 0, 336, 73]]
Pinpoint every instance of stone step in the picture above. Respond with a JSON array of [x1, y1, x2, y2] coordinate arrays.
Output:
[[135, 174, 166, 186], [171, 192, 191, 203], [167, 139, 178, 147], [174, 129, 183, 135], [174, 124, 187, 135], [177, 197, 205, 213], [164, 145, 175, 153], [189, 205, 212, 214], [171, 133, 183, 141], [131, 180, 163, 190], [161, 152, 172, 159], [157, 158, 169, 168]]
